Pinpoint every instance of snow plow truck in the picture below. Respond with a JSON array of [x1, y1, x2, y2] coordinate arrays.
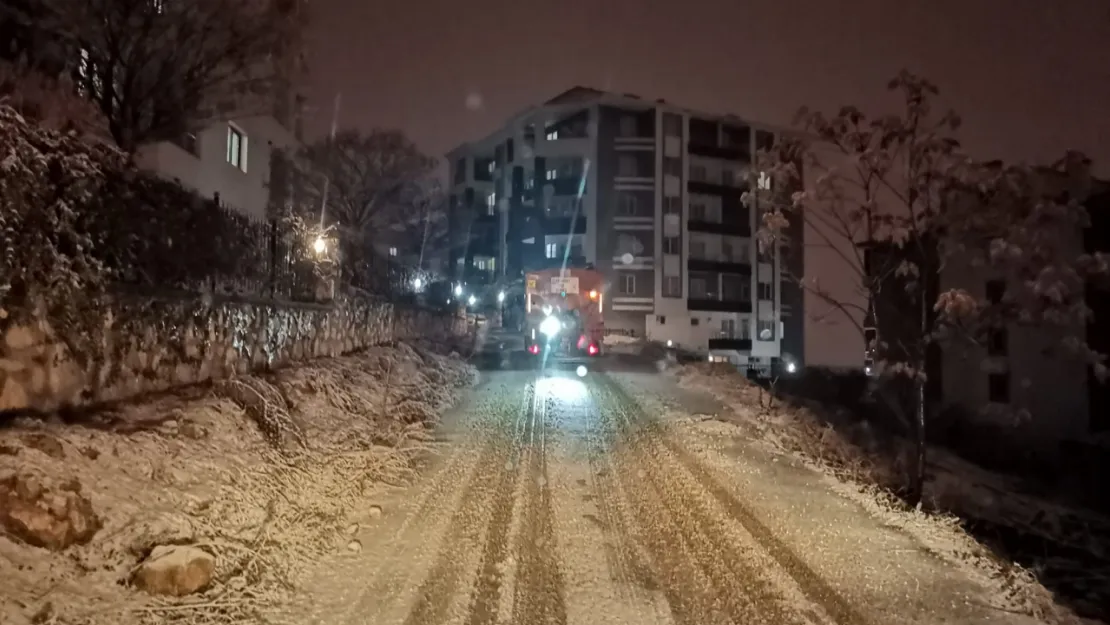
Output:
[[524, 268, 604, 366]]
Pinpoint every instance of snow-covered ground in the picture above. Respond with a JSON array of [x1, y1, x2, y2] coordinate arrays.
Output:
[[0, 342, 477, 625], [672, 362, 1110, 624]]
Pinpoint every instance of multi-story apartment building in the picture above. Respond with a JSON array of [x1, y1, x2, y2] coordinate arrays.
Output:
[[447, 87, 804, 372]]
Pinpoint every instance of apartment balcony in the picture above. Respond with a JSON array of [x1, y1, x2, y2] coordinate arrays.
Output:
[[687, 142, 750, 162], [687, 297, 752, 313], [532, 255, 589, 270], [545, 177, 585, 196], [687, 218, 750, 237], [543, 215, 588, 235], [687, 178, 746, 197], [687, 255, 751, 275], [475, 210, 499, 225], [708, 337, 753, 351]]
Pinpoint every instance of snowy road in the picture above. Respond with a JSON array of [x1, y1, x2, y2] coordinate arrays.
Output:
[[272, 367, 1026, 625]]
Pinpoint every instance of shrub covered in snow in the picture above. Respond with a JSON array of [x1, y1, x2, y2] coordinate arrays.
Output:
[[0, 104, 320, 356]]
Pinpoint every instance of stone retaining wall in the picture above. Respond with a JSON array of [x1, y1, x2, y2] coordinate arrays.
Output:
[[0, 294, 466, 414]]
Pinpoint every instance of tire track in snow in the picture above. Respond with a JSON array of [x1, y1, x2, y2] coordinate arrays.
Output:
[[590, 379, 743, 625], [510, 383, 569, 625], [400, 380, 535, 625], [582, 384, 667, 601], [597, 374, 870, 625], [463, 381, 534, 625]]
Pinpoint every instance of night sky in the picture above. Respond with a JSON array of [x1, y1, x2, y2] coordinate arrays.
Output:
[[308, 0, 1110, 169], [306, 0, 1110, 366]]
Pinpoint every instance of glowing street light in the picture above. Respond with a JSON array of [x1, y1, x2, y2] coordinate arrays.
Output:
[[412, 277, 423, 290], [312, 236, 327, 255], [467, 295, 477, 306], [497, 291, 506, 303], [454, 284, 463, 297]]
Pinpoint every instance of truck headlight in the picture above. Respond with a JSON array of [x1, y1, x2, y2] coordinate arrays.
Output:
[[539, 316, 561, 338]]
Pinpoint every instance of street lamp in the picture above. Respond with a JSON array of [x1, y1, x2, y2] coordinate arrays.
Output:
[[467, 295, 477, 307], [412, 277, 423, 291], [497, 291, 505, 303], [312, 236, 327, 255], [454, 284, 463, 297]]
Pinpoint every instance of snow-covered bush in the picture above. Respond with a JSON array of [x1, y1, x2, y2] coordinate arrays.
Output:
[[0, 103, 312, 371], [0, 103, 116, 364]]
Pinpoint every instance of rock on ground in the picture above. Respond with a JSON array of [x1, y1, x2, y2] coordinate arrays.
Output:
[[132, 545, 216, 597], [0, 472, 101, 550]]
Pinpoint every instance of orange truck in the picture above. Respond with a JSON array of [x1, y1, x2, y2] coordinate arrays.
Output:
[[524, 268, 605, 361]]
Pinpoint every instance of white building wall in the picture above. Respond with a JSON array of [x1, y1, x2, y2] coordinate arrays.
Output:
[[138, 116, 299, 222], [939, 250, 1090, 447], [653, 108, 688, 326]]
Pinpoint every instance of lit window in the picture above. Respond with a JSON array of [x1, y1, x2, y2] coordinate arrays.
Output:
[[545, 243, 558, 259], [226, 125, 247, 172], [758, 171, 772, 190], [150, 0, 164, 13], [487, 193, 496, 215], [488, 161, 495, 174], [546, 129, 559, 140], [546, 169, 557, 181], [389, 247, 398, 257]]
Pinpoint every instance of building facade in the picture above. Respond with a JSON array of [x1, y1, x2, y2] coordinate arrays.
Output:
[[136, 0, 309, 223], [447, 87, 804, 371], [864, 178, 1110, 453]]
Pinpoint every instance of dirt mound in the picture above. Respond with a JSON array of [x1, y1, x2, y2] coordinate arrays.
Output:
[[0, 343, 476, 625]]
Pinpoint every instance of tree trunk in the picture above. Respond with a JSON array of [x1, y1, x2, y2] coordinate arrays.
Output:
[[907, 375, 927, 506]]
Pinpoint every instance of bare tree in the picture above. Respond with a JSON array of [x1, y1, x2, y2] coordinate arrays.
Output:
[[9, 0, 299, 153], [296, 129, 437, 236], [0, 59, 108, 138], [383, 178, 450, 268], [753, 71, 1108, 504], [292, 128, 437, 294]]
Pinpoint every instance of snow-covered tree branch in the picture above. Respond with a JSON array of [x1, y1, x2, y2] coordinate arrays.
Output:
[[750, 71, 1109, 504]]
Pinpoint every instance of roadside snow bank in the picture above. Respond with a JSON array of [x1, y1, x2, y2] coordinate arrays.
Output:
[[0, 342, 476, 625], [673, 362, 1109, 625]]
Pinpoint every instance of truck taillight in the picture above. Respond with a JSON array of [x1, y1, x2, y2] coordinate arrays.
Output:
[[529, 344, 541, 355], [587, 343, 599, 356]]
